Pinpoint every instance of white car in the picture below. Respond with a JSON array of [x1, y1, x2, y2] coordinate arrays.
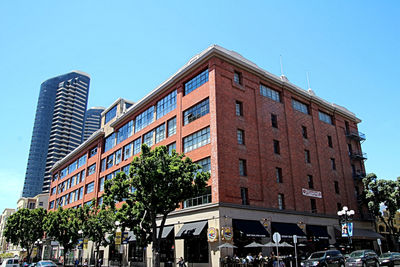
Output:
[[1, 258, 19, 267]]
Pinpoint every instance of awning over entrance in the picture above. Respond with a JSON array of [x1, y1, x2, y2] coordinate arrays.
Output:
[[306, 225, 331, 240], [156, 225, 174, 239], [175, 221, 207, 238], [233, 219, 270, 237], [271, 222, 306, 238], [335, 227, 383, 240]]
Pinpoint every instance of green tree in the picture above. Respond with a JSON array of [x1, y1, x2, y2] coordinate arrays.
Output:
[[44, 207, 84, 266], [81, 201, 115, 267], [103, 144, 210, 267], [4, 208, 46, 263], [363, 173, 400, 250]]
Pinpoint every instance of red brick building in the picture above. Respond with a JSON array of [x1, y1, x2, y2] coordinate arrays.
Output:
[[48, 45, 377, 266]]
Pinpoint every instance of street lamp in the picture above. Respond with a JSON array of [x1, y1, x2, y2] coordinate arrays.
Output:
[[114, 221, 122, 267], [337, 206, 355, 251], [34, 239, 43, 261]]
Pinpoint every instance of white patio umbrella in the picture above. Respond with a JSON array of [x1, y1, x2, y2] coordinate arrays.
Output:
[[263, 241, 278, 247], [244, 241, 265, 248], [279, 242, 294, 247], [218, 243, 238, 249]]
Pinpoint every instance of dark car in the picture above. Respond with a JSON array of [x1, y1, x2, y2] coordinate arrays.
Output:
[[301, 250, 345, 267], [345, 250, 379, 267], [379, 252, 400, 267]]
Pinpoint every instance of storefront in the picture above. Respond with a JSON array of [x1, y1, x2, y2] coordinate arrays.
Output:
[[175, 221, 209, 264]]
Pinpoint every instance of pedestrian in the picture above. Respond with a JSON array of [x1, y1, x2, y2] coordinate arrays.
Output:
[[74, 259, 79, 267], [98, 258, 102, 267], [177, 257, 186, 267], [83, 259, 88, 267]]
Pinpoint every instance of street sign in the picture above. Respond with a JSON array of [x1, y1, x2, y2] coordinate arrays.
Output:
[[115, 231, 122, 245], [377, 238, 381, 245], [293, 235, 297, 244], [273, 232, 281, 243]]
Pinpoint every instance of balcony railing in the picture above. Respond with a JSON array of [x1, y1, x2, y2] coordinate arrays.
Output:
[[349, 151, 367, 160], [353, 171, 366, 180], [346, 130, 366, 142]]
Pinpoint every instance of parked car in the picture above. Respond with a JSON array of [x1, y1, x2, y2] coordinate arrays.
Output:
[[379, 252, 400, 267], [301, 250, 345, 267], [35, 261, 57, 267], [0, 258, 19, 267], [345, 250, 379, 267]]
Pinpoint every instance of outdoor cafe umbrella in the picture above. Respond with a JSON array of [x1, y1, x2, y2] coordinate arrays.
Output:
[[263, 241, 278, 247], [279, 242, 294, 247], [218, 243, 238, 249], [244, 241, 265, 248]]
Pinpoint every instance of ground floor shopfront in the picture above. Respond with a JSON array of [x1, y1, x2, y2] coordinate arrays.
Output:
[[56, 203, 380, 267]]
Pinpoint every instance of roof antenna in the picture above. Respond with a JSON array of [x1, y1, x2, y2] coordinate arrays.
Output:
[[280, 55, 289, 82], [306, 71, 315, 96]]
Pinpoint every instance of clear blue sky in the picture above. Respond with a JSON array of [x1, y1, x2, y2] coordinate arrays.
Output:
[[0, 1, 399, 212]]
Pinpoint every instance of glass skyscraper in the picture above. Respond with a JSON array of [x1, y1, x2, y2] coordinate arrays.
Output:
[[83, 107, 105, 142], [22, 71, 90, 197]]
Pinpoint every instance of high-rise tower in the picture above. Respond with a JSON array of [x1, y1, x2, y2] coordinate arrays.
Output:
[[22, 71, 90, 197], [83, 107, 105, 142]]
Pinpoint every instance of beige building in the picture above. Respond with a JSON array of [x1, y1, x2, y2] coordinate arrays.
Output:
[[0, 208, 16, 253], [17, 193, 49, 210]]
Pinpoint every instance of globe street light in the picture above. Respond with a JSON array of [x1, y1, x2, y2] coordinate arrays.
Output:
[[78, 230, 83, 266], [337, 206, 355, 252]]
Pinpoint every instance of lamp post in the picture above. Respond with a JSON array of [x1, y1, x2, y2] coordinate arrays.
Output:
[[115, 221, 122, 267], [337, 206, 355, 252], [34, 239, 43, 261], [78, 229, 83, 266]]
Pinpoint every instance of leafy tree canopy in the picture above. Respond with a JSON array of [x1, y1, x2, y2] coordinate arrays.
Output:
[[104, 144, 210, 267], [4, 208, 46, 262]]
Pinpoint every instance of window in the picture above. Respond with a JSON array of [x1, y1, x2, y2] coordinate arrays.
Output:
[[167, 142, 176, 155], [328, 135, 333, 148], [101, 158, 106, 172], [271, 114, 278, 128], [292, 99, 309, 114], [183, 186, 212, 208], [68, 161, 77, 174], [51, 187, 56, 196], [302, 126, 308, 139], [85, 182, 94, 194], [98, 197, 103, 206], [334, 181, 340, 194], [104, 133, 116, 152], [89, 147, 97, 158], [135, 106, 155, 133], [235, 101, 243, 116], [308, 175, 314, 189], [99, 177, 105, 192], [122, 164, 130, 174], [107, 154, 114, 169], [80, 170, 85, 183], [156, 90, 177, 119], [234, 71, 242, 85], [183, 127, 210, 153], [78, 155, 87, 168], [184, 69, 209, 95], [115, 149, 122, 165], [276, 167, 283, 183], [278, 194, 285, 210], [183, 98, 209, 125], [305, 150, 311, 163], [87, 163, 96, 176], [143, 130, 154, 147], [241, 187, 249, 205], [331, 158, 336, 170], [167, 117, 176, 137], [49, 201, 54, 209], [133, 137, 141, 155], [239, 159, 247, 176], [319, 111, 333, 124], [260, 84, 280, 102], [196, 157, 211, 173], [105, 105, 117, 124], [117, 120, 133, 144], [310, 199, 317, 213], [348, 143, 353, 154], [273, 140, 280, 154], [237, 129, 245, 145], [123, 142, 133, 160], [155, 124, 166, 143]]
